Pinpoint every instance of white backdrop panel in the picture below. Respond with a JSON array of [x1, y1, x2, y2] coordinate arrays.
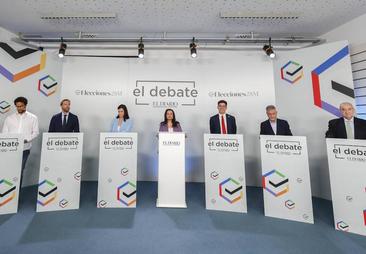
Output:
[[60, 50, 275, 185]]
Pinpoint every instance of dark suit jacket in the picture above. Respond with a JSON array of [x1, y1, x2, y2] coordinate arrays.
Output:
[[48, 112, 80, 133], [260, 119, 292, 136], [210, 114, 237, 134], [326, 117, 366, 139]]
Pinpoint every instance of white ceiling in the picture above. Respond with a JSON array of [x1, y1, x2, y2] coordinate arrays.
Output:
[[0, 0, 366, 39]]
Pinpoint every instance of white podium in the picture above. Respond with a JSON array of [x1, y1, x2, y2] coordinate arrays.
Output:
[[260, 135, 314, 224], [157, 132, 186, 208], [97, 132, 138, 208], [326, 138, 366, 236], [204, 134, 247, 213], [0, 134, 24, 215], [36, 132, 84, 212]]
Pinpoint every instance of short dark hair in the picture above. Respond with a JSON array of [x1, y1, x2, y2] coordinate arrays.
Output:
[[60, 99, 71, 106], [217, 100, 227, 106], [116, 104, 130, 121], [14, 97, 28, 106], [266, 105, 276, 111]]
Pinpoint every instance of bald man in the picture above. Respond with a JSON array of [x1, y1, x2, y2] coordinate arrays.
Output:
[[325, 102, 366, 139]]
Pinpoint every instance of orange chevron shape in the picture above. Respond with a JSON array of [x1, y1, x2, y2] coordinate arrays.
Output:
[[0, 52, 46, 82], [0, 192, 16, 206]]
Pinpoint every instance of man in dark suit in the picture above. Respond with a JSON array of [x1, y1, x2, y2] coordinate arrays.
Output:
[[210, 100, 237, 134], [260, 105, 292, 136], [49, 99, 80, 132], [326, 102, 366, 139]]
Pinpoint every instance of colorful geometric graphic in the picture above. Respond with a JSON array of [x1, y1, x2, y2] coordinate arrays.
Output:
[[219, 177, 243, 204], [262, 169, 289, 197], [281, 61, 303, 84], [37, 179, 57, 206], [0, 101, 11, 114], [336, 221, 349, 232], [117, 181, 136, 206], [311, 46, 354, 117], [38, 75, 58, 96], [0, 42, 37, 59], [0, 179, 16, 207], [0, 51, 46, 83]]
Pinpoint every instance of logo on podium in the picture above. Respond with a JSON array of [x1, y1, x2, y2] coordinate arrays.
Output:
[[0, 179, 16, 207], [262, 169, 289, 197], [117, 181, 137, 206], [37, 179, 57, 206], [219, 178, 243, 204]]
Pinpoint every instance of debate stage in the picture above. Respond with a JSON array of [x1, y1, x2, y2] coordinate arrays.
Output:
[[1, 181, 365, 254]]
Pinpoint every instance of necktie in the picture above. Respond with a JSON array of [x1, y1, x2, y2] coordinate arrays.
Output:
[[221, 115, 227, 134], [62, 114, 67, 128], [345, 120, 353, 139]]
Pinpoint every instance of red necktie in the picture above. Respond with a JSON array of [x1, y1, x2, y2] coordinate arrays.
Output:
[[221, 115, 227, 134]]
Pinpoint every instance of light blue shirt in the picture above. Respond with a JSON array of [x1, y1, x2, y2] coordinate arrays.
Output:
[[110, 118, 133, 132]]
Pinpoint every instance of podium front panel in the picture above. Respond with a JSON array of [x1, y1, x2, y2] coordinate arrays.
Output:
[[157, 132, 186, 208], [326, 138, 366, 236], [260, 135, 314, 224], [0, 134, 24, 215], [36, 133, 83, 212], [204, 134, 247, 213], [97, 132, 138, 208]]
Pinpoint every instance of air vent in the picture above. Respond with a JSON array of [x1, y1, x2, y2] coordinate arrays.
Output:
[[41, 13, 117, 20], [75, 32, 99, 38], [235, 33, 259, 39], [220, 12, 299, 20]]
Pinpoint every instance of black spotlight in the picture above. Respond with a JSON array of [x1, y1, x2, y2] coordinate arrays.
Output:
[[138, 37, 144, 59], [263, 37, 275, 59], [58, 38, 67, 58], [190, 37, 197, 58]]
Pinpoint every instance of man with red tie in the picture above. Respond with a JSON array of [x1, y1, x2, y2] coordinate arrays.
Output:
[[209, 100, 237, 134]]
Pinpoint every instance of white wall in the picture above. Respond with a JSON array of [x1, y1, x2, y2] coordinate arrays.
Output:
[[322, 13, 366, 49], [60, 50, 275, 186]]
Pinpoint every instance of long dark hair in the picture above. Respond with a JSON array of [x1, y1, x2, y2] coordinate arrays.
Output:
[[163, 108, 179, 127], [116, 104, 130, 121]]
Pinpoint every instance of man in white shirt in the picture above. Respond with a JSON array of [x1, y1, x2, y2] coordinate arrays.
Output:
[[2, 97, 39, 186]]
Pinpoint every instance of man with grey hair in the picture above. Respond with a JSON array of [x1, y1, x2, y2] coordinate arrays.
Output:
[[260, 105, 292, 135], [326, 102, 366, 139]]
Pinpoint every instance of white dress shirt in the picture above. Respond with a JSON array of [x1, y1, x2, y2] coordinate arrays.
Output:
[[2, 111, 39, 150], [219, 113, 228, 134], [270, 120, 277, 135], [344, 117, 354, 139]]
